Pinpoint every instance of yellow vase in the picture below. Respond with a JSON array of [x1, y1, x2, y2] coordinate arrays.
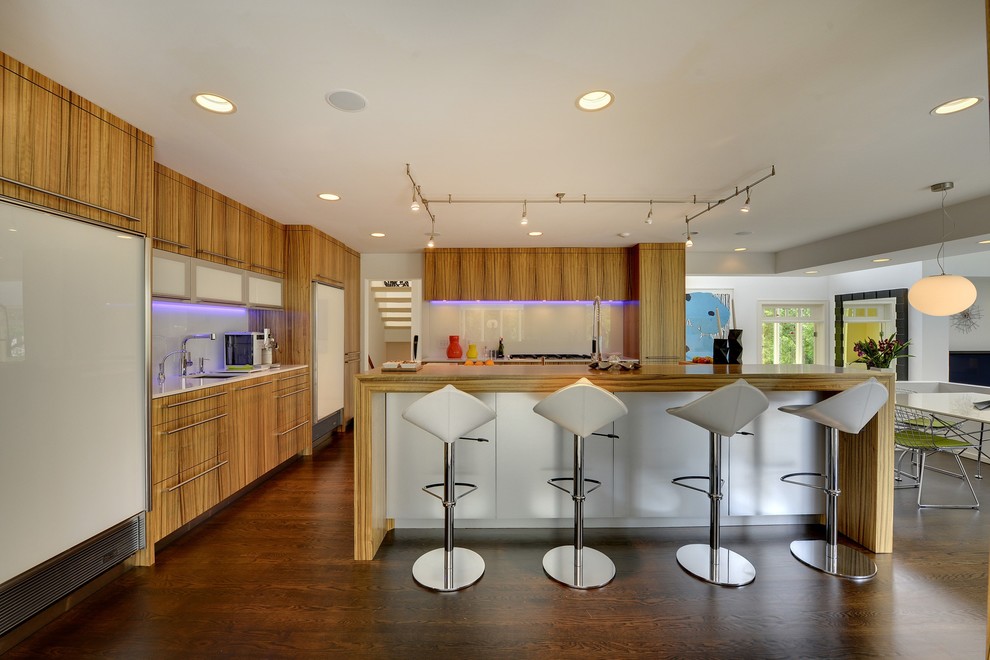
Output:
[[466, 343, 478, 359]]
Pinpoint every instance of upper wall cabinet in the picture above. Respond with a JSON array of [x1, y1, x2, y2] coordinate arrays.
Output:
[[424, 247, 630, 302], [195, 186, 250, 268], [153, 163, 196, 256], [249, 211, 285, 277], [0, 53, 154, 232]]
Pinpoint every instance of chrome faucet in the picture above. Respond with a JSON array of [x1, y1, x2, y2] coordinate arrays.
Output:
[[592, 296, 603, 362], [158, 349, 187, 384], [179, 333, 216, 375]]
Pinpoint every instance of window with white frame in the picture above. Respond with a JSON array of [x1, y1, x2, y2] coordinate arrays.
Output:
[[761, 302, 826, 365]]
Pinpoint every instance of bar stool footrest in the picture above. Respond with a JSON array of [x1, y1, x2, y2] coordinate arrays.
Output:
[[547, 476, 601, 496], [779, 471, 827, 491], [422, 481, 478, 502], [672, 474, 722, 497]]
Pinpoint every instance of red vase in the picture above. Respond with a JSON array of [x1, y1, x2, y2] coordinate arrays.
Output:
[[446, 335, 463, 359]]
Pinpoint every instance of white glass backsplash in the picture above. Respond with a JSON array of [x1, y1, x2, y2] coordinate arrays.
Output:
[[423, 302, 624, 358], [151, 301, 249, 376]]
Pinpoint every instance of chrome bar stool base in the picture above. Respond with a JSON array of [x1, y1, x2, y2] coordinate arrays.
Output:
[[412, 547, 486, 592], [789, 540, 877, 580], [676, 544, 756, 587], [543, 545, 615, 589]]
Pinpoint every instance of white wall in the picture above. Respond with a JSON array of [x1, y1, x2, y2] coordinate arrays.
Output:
[[685, 274, 830, 365], [360, 253, 424, 367], [949, 276, 990, 351]]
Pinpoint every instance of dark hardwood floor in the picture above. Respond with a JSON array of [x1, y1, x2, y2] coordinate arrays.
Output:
[[6, 436, 988, 658]]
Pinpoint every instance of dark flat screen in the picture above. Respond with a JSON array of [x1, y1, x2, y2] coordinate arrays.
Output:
[[949, 352, 990, 387]]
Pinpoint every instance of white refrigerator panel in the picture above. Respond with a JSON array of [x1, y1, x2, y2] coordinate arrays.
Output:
[[313, 283, 344, 421]]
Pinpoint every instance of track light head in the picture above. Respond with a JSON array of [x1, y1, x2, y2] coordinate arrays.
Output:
[[411, 200, 420, 212], [521, 201, 528, 225]]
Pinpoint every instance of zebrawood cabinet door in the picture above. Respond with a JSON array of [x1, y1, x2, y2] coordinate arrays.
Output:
[[230, 377, 276, 490], [0, 61, 69, 205], [1, 54, 153, 231], [249, 212, 285, 276], [196, 187, 249, 267], [153, 164, 196, 256]]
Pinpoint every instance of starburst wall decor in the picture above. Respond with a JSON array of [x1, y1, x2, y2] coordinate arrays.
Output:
[[951, 304, 983, 334]]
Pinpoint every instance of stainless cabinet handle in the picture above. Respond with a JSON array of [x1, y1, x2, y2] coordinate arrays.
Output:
[[164, 391, 227, 408], [153, 238, 192, 249], [166, 461, 228, 492], [249, 263, 285, 274], [0, 174, 142, 223], [277, 387, 310, 399], [163, 412, 227, 435], [277, 420, 310, 436], [235, 380, 271, 391], [197, 249, 246, 264]]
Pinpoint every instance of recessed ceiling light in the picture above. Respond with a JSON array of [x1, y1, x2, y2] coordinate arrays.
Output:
[[805, 270, 819, 274], [931, 97, 982, 115], [193, 93, 236, 114], [872, 258, 891, 263], [979, 239, 990, 244], [318, 193, 340, 201], [733, 247, 747, 252], [370, 232, 385, 238], [576, 90, 614, 112], [528, 231, 543, 237], [325, 89, 368, 112], [618, 232, 630, 238]]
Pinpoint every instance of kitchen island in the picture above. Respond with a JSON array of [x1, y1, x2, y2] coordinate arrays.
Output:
[[354, 363, 895, 560]]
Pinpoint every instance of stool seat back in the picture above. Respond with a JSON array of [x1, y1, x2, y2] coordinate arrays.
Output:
[[667, 379, 769, 436], [779, 378, 887, 434], [402, 384, 496, 443], [533, 377, 628, 437]]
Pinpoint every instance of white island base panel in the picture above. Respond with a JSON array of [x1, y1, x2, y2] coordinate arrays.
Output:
[[385, 391, 824, 529]]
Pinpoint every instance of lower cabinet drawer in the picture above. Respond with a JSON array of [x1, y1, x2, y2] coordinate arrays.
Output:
[[152, 455, 230, 540], [276, 420, 310, 463], [152, 409, 228, 484]]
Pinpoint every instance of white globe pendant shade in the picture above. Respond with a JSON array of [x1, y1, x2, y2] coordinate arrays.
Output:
[[908, 274, 977, 316]]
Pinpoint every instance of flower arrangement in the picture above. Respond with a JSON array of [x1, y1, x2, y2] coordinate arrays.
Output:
[[852, 332, 912, 369]]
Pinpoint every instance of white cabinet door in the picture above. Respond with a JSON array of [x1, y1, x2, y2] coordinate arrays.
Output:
[[194, 262, 245, 303], [248, 274, 282, 307], [151, 250, 190, 299]]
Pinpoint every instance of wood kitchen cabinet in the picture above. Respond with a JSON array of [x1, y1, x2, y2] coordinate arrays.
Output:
[[424, 249, 460, 300], [459, 248, 486, 301], [283, 225, 361, 430], [275, 369, 311, 460], [626, 243, 685, 362], [149, 386, 231, 545], [1, 53, 153, 232], [153, 163, 196, 256], [196, 185, 250, 268], [424, 247, 629, 301], [229, 376, 276, 491], [533, 248, 562, 301], [248, 210, 285, 277]]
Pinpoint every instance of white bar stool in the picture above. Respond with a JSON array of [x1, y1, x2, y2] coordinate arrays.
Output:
[[668, 379, 769, 587], [779, 377, 888, 580], [401, 384, 496, 591], [533, 377, 628, 589]]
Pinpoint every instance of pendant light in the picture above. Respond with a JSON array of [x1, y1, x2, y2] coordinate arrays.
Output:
[[908, 182, 977, 316]]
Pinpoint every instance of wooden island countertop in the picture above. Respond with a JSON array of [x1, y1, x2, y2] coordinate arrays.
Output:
[[353, 363, 895, 560]]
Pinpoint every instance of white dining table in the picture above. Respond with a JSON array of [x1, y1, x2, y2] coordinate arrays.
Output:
[[895, 391, 990, 478]]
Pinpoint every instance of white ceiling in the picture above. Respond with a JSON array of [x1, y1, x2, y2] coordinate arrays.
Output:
[[1, 1, 988, 271]]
